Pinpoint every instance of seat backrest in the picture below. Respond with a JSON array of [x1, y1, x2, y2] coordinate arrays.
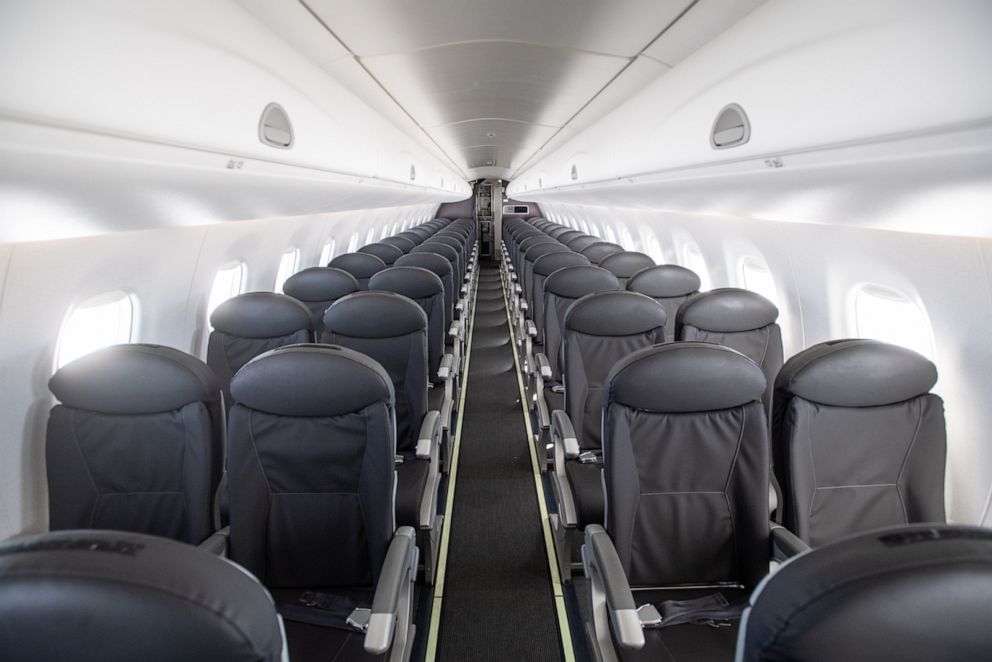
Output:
[[546, 225, 574, 239], [395, 251, 455, 329], [413, 242, 460, 285], [563, 291, 667, 449], [542, 265, 620, 378], [380, 235, 416, 254], [555, 230, 586, 247], [598, 251, 656, 288], [675, 288, 782, 413], [738, 524, 992, 662], [580, 242, 624, 265], [522, 240, 569, 303], [47, 344, 223, 544], [322, 292, 428, 454], [603, 343, 769, 588], [207, 292, 313, 411], [359, 242, 403, 266], [228, 344, 395, 588], [771, 339, 946, 546], [531, 252, 591, 339], [564, 234, 601, 253], [370, 266, 446, 380], [282, 266, 360, 338], [397, 230, 426, 246], [328, 251, 388, 289], [428, 235, 465, 278], [626, 264, 701, 341], [0, 530, 285, 662]]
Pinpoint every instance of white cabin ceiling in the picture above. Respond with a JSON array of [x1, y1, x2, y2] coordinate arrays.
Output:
[[291, 0, 767, 180]]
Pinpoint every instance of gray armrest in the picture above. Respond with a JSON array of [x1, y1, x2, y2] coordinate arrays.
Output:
[[449, 320, 461, 338], [197, 526, 230, 556], [533, 376, 551, 432], [365, 526, 417, 655], [551, 409, 580, 458], [535, 352, 552, 380], [438, 353, 454, 381], [526, 320, 537, 338], [520, 299, 528, 312], [417, 410, 442, 460], [771, 523, 811, 561], [584, 524, 644, 650]]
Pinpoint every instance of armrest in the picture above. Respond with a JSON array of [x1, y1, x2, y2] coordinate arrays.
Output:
[[520, 299, 528, 312], [533, 376, 551, 431], [526, 320, 537, 338], [534, 352, 552, 380], [197, 526, 230, 556], [416, 410, 442, 460], [551, 409, 580, 459], [437, 353, 454, 381], [771, 523, 810, 561], [584, 524, 644, 650], [365, 526, 417, 655], [449, 320, 461, 338]]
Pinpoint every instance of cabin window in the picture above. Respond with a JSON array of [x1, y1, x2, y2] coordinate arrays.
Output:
[[379, 225, 389, 240], [319, 238, 336, 266], [620, 227, 634, 249], [683, 244, 711, 291], [274, 248, 300, 292], [347, 233, 359, 253], [55, 292, 135, 369], [578, 219, 590, 234], [604, 226, 618, 244], [740, 256, 779, 307], [644, 234, 665, 263], [365, 227, 377, 245], [207, 261, 247, 325], [854, 285, 935, 359]]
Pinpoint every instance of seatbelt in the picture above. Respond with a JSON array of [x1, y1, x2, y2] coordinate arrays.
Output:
[[638, 592, 745, 629], [279, 591, 371, 633]]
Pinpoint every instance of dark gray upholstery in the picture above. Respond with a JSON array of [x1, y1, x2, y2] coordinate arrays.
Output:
[[740, 524, 992, 662], [359, 242, 404, 266], [228, 344, 395, 587], [542, 265, 621, 378], [282, 266, 360, 338], [626, 265, 701, 341], [380, 236, 416, 254], [521, 241, 570, 310], [772, 339, 946, 546], [530, 251, 590, 338], [598, 251, 656, 287], [547, 226, 574, 239], [675, 288, 782, 414], [563, 234, 601, 252], [427, 236, 465, 279], [397, 231, 425, 246], [580, 242, 624, 265], [0, 530, 284, 662], [395, 251, 455, 328], [207, 292, 313, 413], [47, 344, 223, 544], [370, 266, 446, 380], [413, 242, 461, 284], [328, 252, 388, 289]]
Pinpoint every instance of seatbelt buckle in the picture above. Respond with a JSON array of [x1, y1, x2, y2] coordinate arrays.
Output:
[[637, 604, 663, 628], [346, 608, 371, 632], [578, 451, 602, 464]]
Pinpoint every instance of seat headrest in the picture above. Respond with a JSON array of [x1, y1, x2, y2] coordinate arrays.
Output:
[[533, 251, 590, 276], [209, 292, 313, 338], [564, 235, 601, 252], [328, 252, 387, 277], [556, 230, 585, 244], [380, 236, 416, 252], [740, 524, 992, 662], [544, 265, 620, 299], [412, 242, 458, 262], [565, 291, 667, 337], [599, 251, 656, 279], [580, 242, 624, 264], [282, 267, 359, 302], [0, 530, 285, 662], [50, 344, 220, 415], [523, 239, 564, 257], [775, 339, 938, 407], [626, 264, 701, 298], [370, 266, 443, 298], [323, 291, 427, 339], [394, 252, 452, 276], [231, 343, 393, 417], [358, 243, 403, 264], [607, 342, 766, 413], [396, 231, 425, 245], [677, 288, 778, 332]]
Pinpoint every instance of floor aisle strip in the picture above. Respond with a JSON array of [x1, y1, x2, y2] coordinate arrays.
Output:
[[501, 268, 577, 662], [423, 270, 479, 661]]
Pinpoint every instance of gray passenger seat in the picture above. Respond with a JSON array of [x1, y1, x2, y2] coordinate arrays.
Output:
[[329, 252, 388, 290], [282, 266, 360, 338], [626, 264, 701, 341]]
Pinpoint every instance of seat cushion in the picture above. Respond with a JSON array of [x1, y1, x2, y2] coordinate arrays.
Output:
[[395, 458, 429, 528], [565, 460, 604, 527], [271, 588, 384, 662], [428, 384, 446, 412], [544, 385, 564, 413]]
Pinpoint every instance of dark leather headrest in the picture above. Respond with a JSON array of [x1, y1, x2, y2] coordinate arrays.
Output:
[[282, 267, 359, 302], [677, 288, 778, 332], [0, 530, 284, 661], [394, 252, 452, 277], [599, 251, 656, 279], [50, 344, 220, 415], [608, 342, 766, 413], [775, 339, 938, 407], [626, 264, 701, 298], [358, 243, 403, 264], [556, 230, 585, 245], [565, 235, 603, 252], [533, 252, 591, 277], [209, 292, 313, 338], [580, 242, 624, 264], [380, 236, 416, 253], [565, 291, 667, 337], [526, 243, 572, 263], [740, 524, 992, 662], [324, 291, 427, 339], [544, 265, 620, 299], [328, 252, 387, 277], [231, 344, 393, 417], [370, 266, 443, 298], [396, 231, 425, 246], [412, 242, 458, 263]]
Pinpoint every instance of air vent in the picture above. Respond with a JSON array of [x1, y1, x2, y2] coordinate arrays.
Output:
[[570, 164, 578, 181], [711, 103, 750, 149], [259, 103, 293, 149], [410, 164, 416, 181], [440, 177, 445, 189], [538, 177, 542, 188]]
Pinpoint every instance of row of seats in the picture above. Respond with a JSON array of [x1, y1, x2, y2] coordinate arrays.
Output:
[[501, 217, 954, 660], [39, 216, 480, 661]]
